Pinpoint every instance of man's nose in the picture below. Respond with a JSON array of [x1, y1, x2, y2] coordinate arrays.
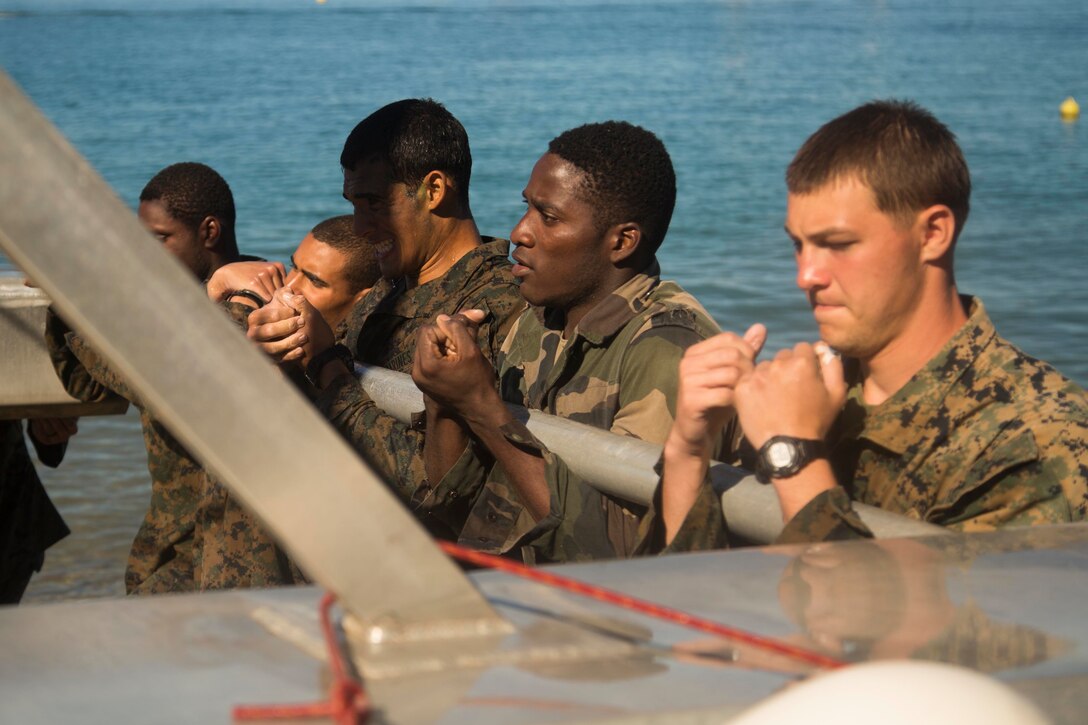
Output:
[[285, 269, 301, 288], [510, 214, 532, 247], [795, 247, 828, 291]]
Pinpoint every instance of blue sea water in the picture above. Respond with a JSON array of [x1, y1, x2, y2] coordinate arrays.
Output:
[[1, 0, 1086, 600]]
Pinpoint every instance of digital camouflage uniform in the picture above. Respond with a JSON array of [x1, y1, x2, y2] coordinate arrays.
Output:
[[45, 295, 304, 593], [315, 237, 523, 536], [45, 309, 204, 594], [0, 420, 70, 603], [429, 262, 729, 563], [191, 307, 308, 591], [658, 296, 1088, 551]]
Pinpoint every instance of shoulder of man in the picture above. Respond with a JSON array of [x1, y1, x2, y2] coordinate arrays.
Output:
[[626, 279, 721, 345]]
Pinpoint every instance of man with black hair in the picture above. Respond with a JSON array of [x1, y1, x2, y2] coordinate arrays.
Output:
[[411, 121, 730, 563], [137, 161, 239, 283], [192, 214, 381, 589], [45, 161, 253, 594], [246, 99, 523, 538]]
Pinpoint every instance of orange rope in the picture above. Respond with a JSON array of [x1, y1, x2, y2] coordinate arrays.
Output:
[[437, 541, 846, 671], [232, 591, 369, 724]]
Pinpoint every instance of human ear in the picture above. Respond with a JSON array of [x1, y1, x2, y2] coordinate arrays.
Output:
[[609, 222, 642, 263], [916, 205, 956, 264], [421, 170, 449, 211], [200, 216, 221, 249]]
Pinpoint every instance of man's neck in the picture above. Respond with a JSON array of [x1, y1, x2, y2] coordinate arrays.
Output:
[[860, 286, 968, 405], [559, 265, 642, 339], [410, 217, 482, 289]]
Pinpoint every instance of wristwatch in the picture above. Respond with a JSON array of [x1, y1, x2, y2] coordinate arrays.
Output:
[[754, 435, 828, 483]]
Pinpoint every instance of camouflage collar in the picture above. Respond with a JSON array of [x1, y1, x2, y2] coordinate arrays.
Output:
[[536, 260, 663, 346], [842, 296, 995, 455], [360, 237, 511, 322]]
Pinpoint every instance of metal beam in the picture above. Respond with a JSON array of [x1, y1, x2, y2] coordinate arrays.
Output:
[[0, 70, 505, 632], [356, 366, 949, 543]]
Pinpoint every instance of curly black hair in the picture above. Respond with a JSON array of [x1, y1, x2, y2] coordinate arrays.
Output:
[[340, 98, 472, 206], [139, 162, 236, 244], [309, 215, 380, 292], [547, 121, 676, 254]]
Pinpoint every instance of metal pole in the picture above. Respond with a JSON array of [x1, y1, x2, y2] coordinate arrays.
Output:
[[357, 365, 948, 543]]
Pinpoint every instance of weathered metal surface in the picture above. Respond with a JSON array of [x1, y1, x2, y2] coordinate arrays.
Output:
[[0, 70, 503, 631], [0, 275, 129, 419], [2, 525, 1086, 724], [356, 365, 947, 544]]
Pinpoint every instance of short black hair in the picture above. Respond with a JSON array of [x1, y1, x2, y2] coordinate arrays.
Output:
[[309, 215, 380, 292], [340, 98, 472, 206], [547, 121, 676, 254], [139, 162, 237, 245], [787, 100, 971, 242]]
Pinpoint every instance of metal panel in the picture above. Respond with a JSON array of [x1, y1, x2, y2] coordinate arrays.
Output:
[[0, 275, 128, 419]]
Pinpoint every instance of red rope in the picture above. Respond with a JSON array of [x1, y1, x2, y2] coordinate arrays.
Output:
[[232, 591, 369, 724], [437, 540, 845, 671]]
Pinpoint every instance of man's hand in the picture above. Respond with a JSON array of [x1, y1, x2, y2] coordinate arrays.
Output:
[[734, 341, 846, 450], [207, 261, 287, 306], [246, 287, 334, 366], [661, 324, 765, 546], [412, 309, 498, 420], [28, 416, 78, 446], [667, 324, 767, 458]]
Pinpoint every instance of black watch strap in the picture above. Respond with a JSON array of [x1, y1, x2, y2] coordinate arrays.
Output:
[[754, 435, 828, 484], [305, 343, 354, 387]]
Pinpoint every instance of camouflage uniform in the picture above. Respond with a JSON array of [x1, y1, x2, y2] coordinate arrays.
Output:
[[315, 237, 523, 536], [428, 262, 727, 563], [45, 309, 203, 594], [0, 420, 70, 603], [658, 296, 1088, 551], [191, 313, 309, 591], [45, 292, 304, 593]]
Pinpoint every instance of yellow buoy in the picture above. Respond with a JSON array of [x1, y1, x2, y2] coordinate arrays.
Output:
[[1060, 97, 1080, 121]]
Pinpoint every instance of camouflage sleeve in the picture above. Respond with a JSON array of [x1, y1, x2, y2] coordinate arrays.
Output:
[[317, 292, 522, 537], [44, 308, 122, 403], [521, 319, 714, 562], [775, 487, 872, 544], [634, 470, 731, 555], [314, 373, 429, 507]]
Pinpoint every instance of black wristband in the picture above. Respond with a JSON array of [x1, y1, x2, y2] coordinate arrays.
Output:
[[305, 343, 354, 387], [226, 289, 266, 308]]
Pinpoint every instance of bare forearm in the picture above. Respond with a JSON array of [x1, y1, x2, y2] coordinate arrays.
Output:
[[423, 404, 471, 486], [661, 434, 712, 546], [462, 403, 551, 521], [771, 460, 837, 523]]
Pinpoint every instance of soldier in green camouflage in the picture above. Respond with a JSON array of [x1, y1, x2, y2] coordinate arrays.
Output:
[[244, 100, 524, 539], [193, 214, 379, 590], [45, 162, 249, 594], [412, 121, 735, 563], [653, 100, 1087, 552]]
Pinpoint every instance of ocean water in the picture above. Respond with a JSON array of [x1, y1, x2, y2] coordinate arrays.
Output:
[[1, 0, 1085, 601]]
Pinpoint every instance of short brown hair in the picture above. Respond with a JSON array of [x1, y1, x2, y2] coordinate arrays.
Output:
[[787, 100, 971, 241], [310, 215, 380, 291]]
